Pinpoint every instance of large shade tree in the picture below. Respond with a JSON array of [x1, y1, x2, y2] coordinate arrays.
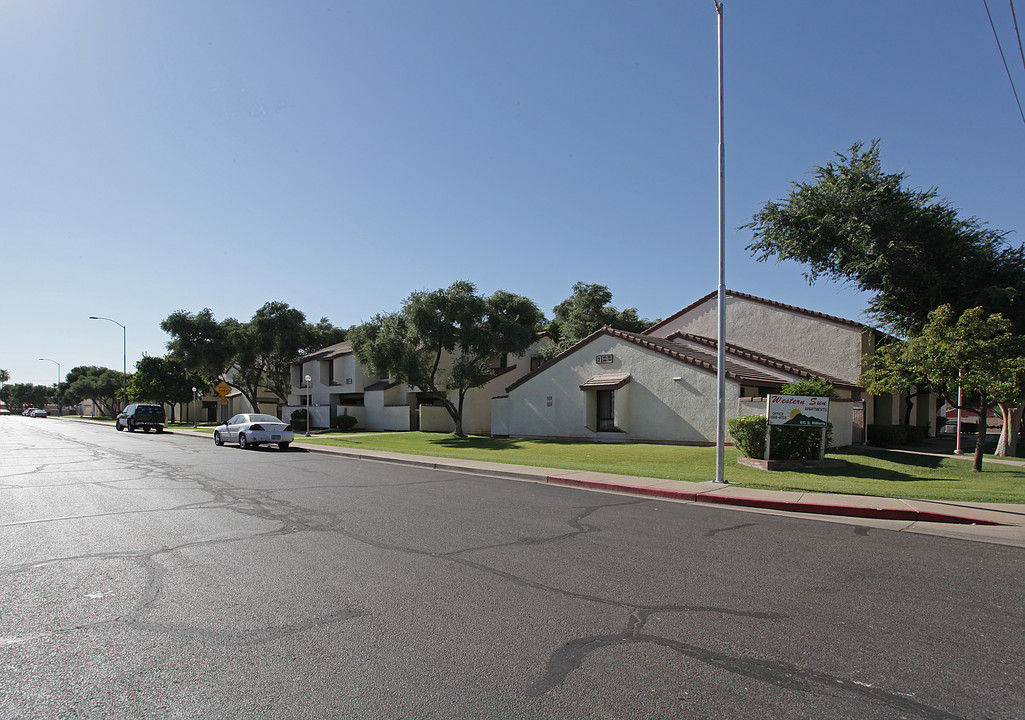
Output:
[[160, 308, 235, 391], [64, 366, 124, 417], [543, 282, 654, 359], [746, 140, 1025, 451], [744, 140, 1024, 336], [161, 303, 346, 412], [128, 355, 206, 423], [0, 383, 52, 411], [349, 281, 545, 437]]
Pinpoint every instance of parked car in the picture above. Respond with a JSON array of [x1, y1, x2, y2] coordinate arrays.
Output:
[[116, 403, 166, 433], [213, 413, 293, 450], [30, 409, 47, 418], [22, 408, 37, 416]]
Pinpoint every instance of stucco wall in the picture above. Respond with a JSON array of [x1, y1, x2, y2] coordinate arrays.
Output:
[[421, 405, 454, 433], [502, 335, 743, 444], [651, 296, 865, 384], [363, 389, 412, 431]]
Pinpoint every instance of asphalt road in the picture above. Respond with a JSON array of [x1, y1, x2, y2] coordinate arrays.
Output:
[[2, 417, 1023, 719]]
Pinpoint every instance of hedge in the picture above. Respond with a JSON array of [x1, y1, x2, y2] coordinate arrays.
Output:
[[728, 415, 833, 462], [331, 414, 359, 431]]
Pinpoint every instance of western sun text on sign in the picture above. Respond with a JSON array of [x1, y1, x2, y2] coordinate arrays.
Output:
[[766, 395, 829, 427]]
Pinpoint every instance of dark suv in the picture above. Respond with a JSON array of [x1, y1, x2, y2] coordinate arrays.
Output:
[[116, 403, 166, 433]]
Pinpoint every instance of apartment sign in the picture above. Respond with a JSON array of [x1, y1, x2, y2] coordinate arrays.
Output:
[[766, 395, 829, 427]]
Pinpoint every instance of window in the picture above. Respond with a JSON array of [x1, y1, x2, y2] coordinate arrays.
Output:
[[530, 356, 543, 371], [597, 390, 615, 431]]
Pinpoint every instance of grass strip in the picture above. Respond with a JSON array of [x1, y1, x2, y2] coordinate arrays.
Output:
[[298, 432, 1025, 504]]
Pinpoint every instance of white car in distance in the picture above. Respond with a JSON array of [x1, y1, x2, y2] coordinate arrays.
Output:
[[214, 413, 294, 450]]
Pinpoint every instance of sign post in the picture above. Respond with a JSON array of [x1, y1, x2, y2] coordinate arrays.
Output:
[[765, 395, 830, 461], [214, 381, 231, 423]]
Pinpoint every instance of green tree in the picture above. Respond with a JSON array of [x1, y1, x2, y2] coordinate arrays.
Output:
[[64, 366, 124, 417], [160, 308, 235, 389], [543, 282, 653, 358], [162, 304, 346, 411], [744, 140, 1024, 336], [349, 281, 544, 437], [870, 306, 1025, 470], [858, 338, 933, 428], [0, 383, 52, 411], [780, 378, 838, 399], [128, 355, 205, 423]]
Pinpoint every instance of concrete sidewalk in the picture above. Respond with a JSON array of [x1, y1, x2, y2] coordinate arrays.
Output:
[[157, 426, 1025, 548]]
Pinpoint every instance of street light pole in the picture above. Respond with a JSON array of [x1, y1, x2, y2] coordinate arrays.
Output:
[[38, 358, 61, 416], [304, 374, 312, 437], [89, 316, 127, 412], [192, 386, 199, 428], [713, 0, 728, 484]]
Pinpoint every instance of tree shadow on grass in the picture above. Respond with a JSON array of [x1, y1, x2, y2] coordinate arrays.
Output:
[[429, 435, 584, 452], [793, 449, 960, 483]]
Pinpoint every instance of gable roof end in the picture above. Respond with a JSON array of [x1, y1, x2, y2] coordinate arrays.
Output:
[[643, 289, 865, 336]]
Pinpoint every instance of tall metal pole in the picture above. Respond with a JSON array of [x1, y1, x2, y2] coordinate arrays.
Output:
[[713, 0, 728, 483], [304, 374, 312, 437], [38, 358, 60, 416], [89, 316, 127, 412], [954, 370, 964, 454]]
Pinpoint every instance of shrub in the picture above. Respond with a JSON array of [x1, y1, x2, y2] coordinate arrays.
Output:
[[729, 414, 833, 461], [331, 414, 359, 431], [905, 424, 931, 443], [728, 415, 767, 458], [290, 408, 308, 432], [779, 379, 838, 399], [867, 423, 907, 447]]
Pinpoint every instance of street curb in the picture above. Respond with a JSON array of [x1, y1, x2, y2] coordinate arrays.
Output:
[[546, 476, 1004, 526], [75, 421, 1011, 528]]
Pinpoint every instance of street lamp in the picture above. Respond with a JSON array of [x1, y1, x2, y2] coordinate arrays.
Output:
[[89, 316, 127, 412], [712, 0, 728, 484], [38, 358, 60, 416], [192, 386, 199, 428], [304, 374, 312, 437]]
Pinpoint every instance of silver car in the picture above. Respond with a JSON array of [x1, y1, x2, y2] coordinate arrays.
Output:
[[213, 413, 294, 450]]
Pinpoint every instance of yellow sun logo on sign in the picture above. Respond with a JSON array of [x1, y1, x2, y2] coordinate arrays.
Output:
[[790, 408, 802, 419]]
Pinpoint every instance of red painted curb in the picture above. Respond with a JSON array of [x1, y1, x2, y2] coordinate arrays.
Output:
[[547, 475, 700, 502], [545, 476, 1003, 526]]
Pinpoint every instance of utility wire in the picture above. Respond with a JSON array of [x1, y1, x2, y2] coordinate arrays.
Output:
[[983, 0, 1025, 125], [1011, 0, 1025, 71]]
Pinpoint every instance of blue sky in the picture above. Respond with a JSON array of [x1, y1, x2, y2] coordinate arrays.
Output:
[[3, 0, 1024, 386]]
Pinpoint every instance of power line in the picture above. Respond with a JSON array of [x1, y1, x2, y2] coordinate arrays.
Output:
[[983, 0, 1025, 126], [1012, 0, 1025, 72]]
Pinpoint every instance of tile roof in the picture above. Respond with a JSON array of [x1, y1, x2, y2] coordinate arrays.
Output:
[[579, 373, 631, 391], [294, 341, 352, 363], [504, 327, 849, 394]]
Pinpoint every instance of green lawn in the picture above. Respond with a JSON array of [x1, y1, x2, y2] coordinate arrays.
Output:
[[297, 432, 1025, 504]]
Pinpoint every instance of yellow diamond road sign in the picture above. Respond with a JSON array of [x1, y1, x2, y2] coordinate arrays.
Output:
[[215, 381, 232, 397]]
